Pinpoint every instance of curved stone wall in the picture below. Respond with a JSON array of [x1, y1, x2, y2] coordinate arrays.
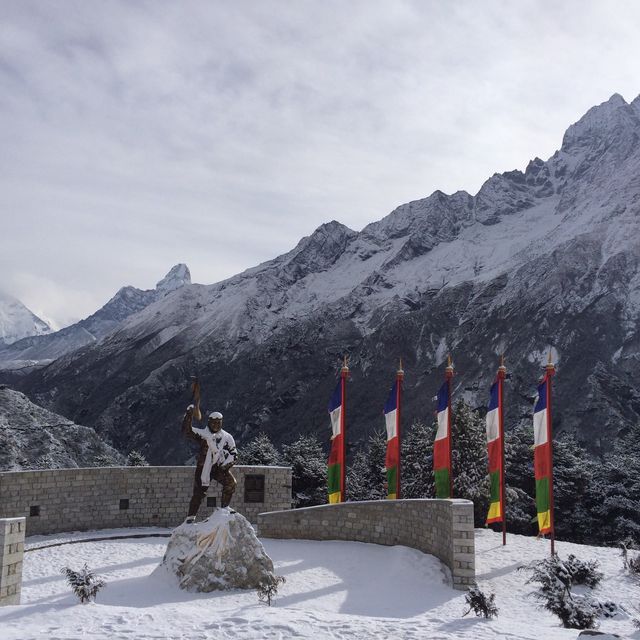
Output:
[[258, 498, 475, 589], [0, 465, 292, 536]]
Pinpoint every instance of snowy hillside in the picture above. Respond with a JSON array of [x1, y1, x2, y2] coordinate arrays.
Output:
[[0, 291, 51, 345], [4, 94, 640, 462], [0, 386, 123, 470], [0, 527, 637, 639]]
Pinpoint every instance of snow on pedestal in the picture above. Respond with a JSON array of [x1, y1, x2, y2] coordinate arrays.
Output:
[[155, 508, 276, 592]]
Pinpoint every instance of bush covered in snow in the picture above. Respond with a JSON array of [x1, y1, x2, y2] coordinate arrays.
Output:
[[521, 554, 611, 629], [62, 564, 105, 603], [257, 574, 286, 606], [463, 585, 498, 619]]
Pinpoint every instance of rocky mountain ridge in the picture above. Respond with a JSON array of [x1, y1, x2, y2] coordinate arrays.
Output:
[[3, 94, 640, 464], [0, 264, 192, 372]]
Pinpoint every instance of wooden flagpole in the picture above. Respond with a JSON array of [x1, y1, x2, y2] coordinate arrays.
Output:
[[446, 355, 454, 498], [498, 355, 507, 546], [545, 350, 556, 555], [396, 358, 404, 500], [340, 355, 349, 503]]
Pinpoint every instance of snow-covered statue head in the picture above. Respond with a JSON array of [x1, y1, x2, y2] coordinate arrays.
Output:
[[207, 411, 223, 433]]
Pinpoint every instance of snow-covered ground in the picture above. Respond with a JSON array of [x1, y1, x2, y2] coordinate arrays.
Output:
[[1, 528, 638, 639]]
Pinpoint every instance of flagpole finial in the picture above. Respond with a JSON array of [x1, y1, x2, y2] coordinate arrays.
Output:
[[546, 348, 555, 374], [445, 354, 454, 379], [341, 355, 349, 374], [397, 357, 404, 378], [498, 354, 507, 377]]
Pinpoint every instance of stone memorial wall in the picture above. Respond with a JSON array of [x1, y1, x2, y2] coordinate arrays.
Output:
[[258, 498, 475, 589], [0, 466, 292, 536]]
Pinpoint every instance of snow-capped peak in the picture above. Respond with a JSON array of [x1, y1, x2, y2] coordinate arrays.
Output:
[[284, 221, 357, 273], [561, 93, 638, 151], [0, 291, 52, 344], [156, 264, 191, 295]]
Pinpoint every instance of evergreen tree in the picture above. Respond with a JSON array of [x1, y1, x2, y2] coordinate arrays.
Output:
[[347, 429, 386, 501], [590, 422, 640, 545], [451, 400, 490, 526], [552, 434, 598, 543], [126, 450, 149, 466], [92, 453, 119, 467], [503, 423, 536, 535], [401, 420, 435, 499], [282, 434, 326, 507], [238, 433, 282, 466]]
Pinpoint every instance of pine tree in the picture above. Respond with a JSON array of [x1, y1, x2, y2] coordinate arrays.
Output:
[[126, 450, 149, 466], [347, 429, 387, 501], [346, 448, 373, 502], [92, 453, 119, 467], [591, 422, 640, 545], [282, 435, 326, 507], [503, 424, 536, 535], [238, 433, 282, 466], [552, 434, 598, 543], [451, 400, 489, 526], [401, 420, 435, 499], [62, 564, 105, 603]]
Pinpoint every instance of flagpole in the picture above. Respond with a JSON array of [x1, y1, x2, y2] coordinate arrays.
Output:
[[498, 355, 507, 546], [341, 355, 349, 503], [396, 358, 404, 500], [545, 351, 556, 555], [446, 355, 454, 499]]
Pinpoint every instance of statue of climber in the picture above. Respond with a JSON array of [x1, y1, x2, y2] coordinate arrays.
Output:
[[182, 405, 238, 523]]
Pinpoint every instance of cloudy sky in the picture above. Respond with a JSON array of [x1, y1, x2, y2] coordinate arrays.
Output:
[[1, 0, 639, 328]]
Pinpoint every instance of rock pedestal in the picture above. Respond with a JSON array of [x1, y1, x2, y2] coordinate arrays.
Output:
[[157, 508, 276, 591]]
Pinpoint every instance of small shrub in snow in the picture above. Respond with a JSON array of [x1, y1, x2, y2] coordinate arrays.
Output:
[[544, 591, 600, 630], [564, 554, 603, 588], [522, 554, 602, 593], [522, 554, 609, 630], [62, 564, 105, 603], [463, 585, 498, 619], [257, 575, 286, 606]]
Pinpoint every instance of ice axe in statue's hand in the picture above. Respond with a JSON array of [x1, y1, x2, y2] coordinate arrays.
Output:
[[190, 377, 202, 421]]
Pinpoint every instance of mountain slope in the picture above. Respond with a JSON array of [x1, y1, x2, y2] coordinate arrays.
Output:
[[0, 264, 191, 371], [0, 385, 123, 470], [8, 94, 640, 463], [0, 291, 52, 345]]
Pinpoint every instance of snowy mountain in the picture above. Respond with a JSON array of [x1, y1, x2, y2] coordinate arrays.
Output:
[[5, 94, 640, 463], [0, 291, 52, 345], [0, 385, 123, 470], [0, 264, 191, 372]]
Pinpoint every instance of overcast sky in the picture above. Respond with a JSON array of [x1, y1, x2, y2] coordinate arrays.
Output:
[[1, 0, 639, 328]]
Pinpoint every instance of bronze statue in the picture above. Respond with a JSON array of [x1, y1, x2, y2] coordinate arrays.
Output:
[[182, 404, 238, 523]]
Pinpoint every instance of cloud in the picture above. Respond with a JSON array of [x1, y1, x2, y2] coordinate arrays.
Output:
[[1, 0, 639, 325]]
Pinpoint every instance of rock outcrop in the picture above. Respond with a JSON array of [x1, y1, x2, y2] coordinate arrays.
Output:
[[157, 508, 276, 592]]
